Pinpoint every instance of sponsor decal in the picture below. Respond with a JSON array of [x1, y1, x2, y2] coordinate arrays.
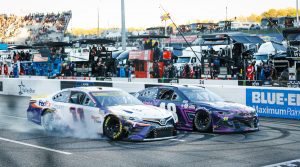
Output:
[[288, 80, 300, 88], [91, 115, 102, 123], [61, 81, 113, 89], [38, 100, 51, 107], [199, 80, 205, 85], [158, 79, 179, 84], [246, 88, 300, 119], [238, 80, 262, 86], [159, 118, 166, 125], [96, 77, 112, 81], [18, 81, 35, 95], [0, 81, 2, 92]]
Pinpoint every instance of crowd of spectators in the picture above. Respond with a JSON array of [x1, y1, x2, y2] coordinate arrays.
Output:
[[0, 11, 71, 44], [151, 62, 202, 79], [245, 60, 292, 86]]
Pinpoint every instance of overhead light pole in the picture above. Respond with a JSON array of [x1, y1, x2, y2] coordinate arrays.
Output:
[[121, 0, 126, 50], [297, 0, 299, 27]]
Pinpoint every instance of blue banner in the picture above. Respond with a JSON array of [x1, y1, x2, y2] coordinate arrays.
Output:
[[0, 44, 8, 50], [246, 88, 300, 119]]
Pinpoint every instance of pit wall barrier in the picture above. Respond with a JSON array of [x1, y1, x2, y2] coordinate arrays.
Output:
[[0, 78, 299, 120]]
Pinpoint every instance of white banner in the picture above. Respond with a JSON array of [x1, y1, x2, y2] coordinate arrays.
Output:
[[1, 78, 60, 97]]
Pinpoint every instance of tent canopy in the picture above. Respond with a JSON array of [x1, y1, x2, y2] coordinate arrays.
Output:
[[33, 42, 72, 47], [128, 35, 169, 39], [72, 38, 115, 45], [229, 35, 264, 44]]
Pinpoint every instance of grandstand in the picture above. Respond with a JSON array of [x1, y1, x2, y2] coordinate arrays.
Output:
[[0, 11, 71, 45]]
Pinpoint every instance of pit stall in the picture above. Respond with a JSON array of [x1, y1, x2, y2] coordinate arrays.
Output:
[[128, 35, 172, 78]]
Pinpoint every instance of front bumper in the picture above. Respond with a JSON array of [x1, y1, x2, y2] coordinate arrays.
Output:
[[123, 120, 177, 141], [213, 115, 259, 133]]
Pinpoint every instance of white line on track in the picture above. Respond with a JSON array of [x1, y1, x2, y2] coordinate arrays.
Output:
[[262, 159, 300, 167], [0, 114, 27, 120], [0, 136, 72, 155], [170, 139, 185, 142]]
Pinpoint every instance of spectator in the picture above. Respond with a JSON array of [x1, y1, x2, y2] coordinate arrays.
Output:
[[260, 65, 266, 81], [264, 64, 272, 80], [193, 63, 202, 79], [256, 62, 263, 80], [168, 63, 176, 79], [183, 63, 191, 78], [163, 65, 169, 78], [3, 64, 8, 76], [153, 61, 160, 78], [279, 67, 289, 82], [13, 63, 19, 78], [128, 64, 134, 82], [100, 44, 107, 52], [153, 42, 160, 61], [246, 62, 255, 80]]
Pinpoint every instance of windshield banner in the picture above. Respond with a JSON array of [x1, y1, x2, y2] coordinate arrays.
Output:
[[61, 81, 113, 89], [246, 88, 300, 119]]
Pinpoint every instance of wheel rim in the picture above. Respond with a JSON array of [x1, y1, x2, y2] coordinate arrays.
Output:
[[104, 117, 121, 139], [195, 112, 210, 130]]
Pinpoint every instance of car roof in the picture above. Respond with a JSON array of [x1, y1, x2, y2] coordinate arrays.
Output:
[[65, 87, 121, 93], [147, 85, 205, 90]]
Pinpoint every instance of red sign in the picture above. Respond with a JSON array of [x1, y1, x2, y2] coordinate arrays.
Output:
[[164, 35, 197, 44], [163, 51, 171, 59], [129, 50, 153, 61]]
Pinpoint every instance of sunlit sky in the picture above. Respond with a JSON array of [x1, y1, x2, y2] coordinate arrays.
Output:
[[0, 0, 297, 29]]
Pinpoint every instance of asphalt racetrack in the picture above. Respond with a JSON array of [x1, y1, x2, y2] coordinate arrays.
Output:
[[0, 95, 300, 167]]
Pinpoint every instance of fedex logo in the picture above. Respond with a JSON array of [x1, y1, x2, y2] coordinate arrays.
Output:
[[39, 100, 51, 107]]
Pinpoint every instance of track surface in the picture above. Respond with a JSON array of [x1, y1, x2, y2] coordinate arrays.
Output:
[[0, 95, 300, 167]]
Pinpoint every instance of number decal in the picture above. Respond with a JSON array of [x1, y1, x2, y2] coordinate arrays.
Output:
[[70, 107, 85, 122], [159, 102, 178, 122]]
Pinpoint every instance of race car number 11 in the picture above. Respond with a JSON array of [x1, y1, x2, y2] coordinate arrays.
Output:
[[159, 102, 178, 122], [70, 107, 85, 123]]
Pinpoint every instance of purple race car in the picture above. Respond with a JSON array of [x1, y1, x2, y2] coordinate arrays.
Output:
[[135, 85, 259, 133]]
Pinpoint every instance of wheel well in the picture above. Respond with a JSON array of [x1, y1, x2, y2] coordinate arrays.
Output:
[[41, 108, 53, 116], [103, 114, 125, 138], [193, 109, 212, 132], [194, 109, 208, 117], [193, 109, 209, 128]]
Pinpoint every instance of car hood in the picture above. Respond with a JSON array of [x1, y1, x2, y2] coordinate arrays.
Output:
[[107, 105, 172, 120], [195, 101, 255, 114]]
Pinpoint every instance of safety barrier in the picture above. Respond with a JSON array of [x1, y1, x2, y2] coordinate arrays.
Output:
[[0, 78, 299, 120]]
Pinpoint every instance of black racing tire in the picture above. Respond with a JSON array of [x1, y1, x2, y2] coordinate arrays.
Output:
[[41, 110, 55, 132], [194, 110, 212, 132], [103, 115, 124, 140]]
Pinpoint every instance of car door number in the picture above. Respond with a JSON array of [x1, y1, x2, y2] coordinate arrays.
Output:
[[70, 107, 85, 122], [159, 102, 178, 122]]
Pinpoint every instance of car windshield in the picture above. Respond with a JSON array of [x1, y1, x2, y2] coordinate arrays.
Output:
[[91, 91, 143, 107], [177, 57, 191, 63], [180, 87, 224, 102]]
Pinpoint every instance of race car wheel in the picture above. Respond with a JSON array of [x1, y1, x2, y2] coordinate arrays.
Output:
[[103, 115, 124, 140], [194, 110, 212, 132], [41, 110, 55, 132]]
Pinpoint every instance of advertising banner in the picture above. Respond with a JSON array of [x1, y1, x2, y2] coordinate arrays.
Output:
[[246, 88, 300, 119], [3, 79, 60, 97], [61, 81, 113, 89], [0, 44, 8, 50]]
